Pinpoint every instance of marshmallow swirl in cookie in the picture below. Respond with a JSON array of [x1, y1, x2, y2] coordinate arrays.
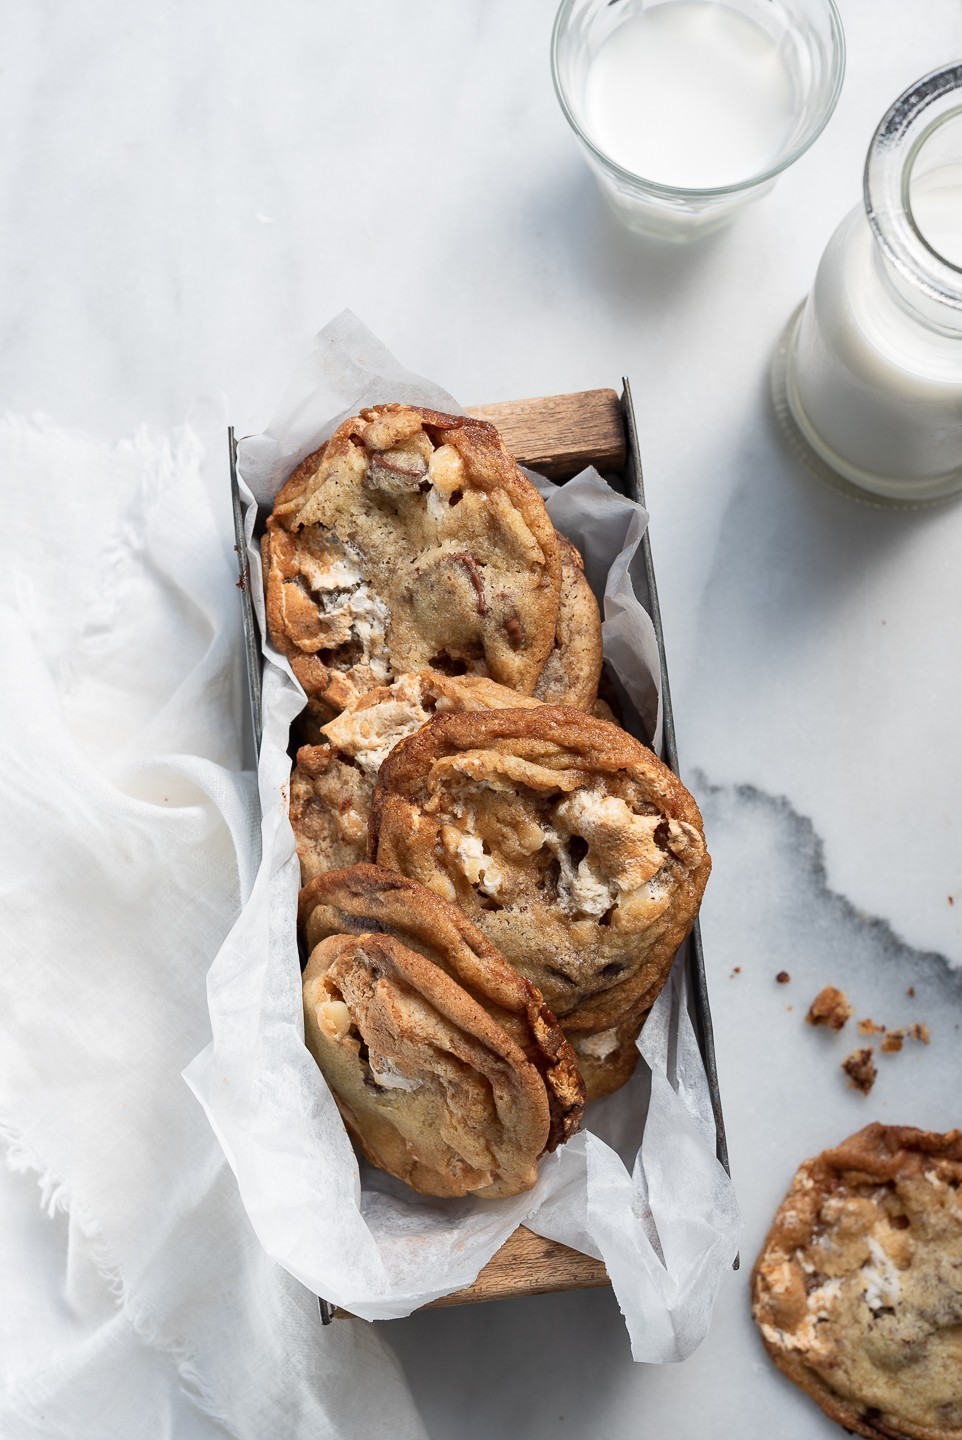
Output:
[[752, 1125, 962, 1440], [369, 707, 711, 1033], [263, 405, 562, 714], [290, 671, 543, 885], [300, 864, 585, 1151]]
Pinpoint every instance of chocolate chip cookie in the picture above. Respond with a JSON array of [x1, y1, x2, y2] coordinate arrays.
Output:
[[263, 405, 562, 713], [370, 706, 710, 1033], [752, 1125, 962, 1440], [300, 864, 584, 1151]]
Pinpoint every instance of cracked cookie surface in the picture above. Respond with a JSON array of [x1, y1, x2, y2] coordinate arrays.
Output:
[[370, 706, 710, 1033], [263, 405, 562, 713], [290, 670, 542, 884], [752, 1125, 962, 1440]]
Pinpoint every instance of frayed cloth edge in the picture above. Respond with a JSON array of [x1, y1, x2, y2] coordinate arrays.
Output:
[[0, 1114, 242, 1439]]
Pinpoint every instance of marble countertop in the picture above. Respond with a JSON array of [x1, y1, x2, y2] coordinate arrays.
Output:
[[6, 2, 961, 1435]]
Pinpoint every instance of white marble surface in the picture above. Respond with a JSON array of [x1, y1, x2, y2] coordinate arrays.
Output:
[[5, 1, 962, 1435]]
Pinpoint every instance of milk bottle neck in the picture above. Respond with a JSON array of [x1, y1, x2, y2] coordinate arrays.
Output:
[[865, 63, 962, 340]]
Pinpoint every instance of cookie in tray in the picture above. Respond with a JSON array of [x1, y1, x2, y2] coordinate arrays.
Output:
[[300, 864, 585, 1196], [370, 705, 711, 1035], [292, 529, 603, 744], [262, 404, 563, 714], [290, 671, 542, 884]]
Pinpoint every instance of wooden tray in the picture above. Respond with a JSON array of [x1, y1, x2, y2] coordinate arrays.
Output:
[[228, 384, 730, 1321]]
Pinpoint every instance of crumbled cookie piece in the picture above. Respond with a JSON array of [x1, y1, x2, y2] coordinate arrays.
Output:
[[852, 1019, 930, 1053], [775, 970, 791, 985], [806, 986, 852, 1032], [841, 1047, 877, 1095]]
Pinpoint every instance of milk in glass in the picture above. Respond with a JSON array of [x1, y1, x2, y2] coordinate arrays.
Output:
[[583, 2, 796, 189]]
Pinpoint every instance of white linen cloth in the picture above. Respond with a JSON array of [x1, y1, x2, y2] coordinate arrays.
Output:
[[0, 416, 428, 1440]]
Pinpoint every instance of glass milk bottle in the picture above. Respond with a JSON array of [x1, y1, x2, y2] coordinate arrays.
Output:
[[780, 64, 962, 503]]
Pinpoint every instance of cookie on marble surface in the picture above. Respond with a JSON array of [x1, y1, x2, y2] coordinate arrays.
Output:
[[263, 404, 562, 713], [533, 535, 603, 711], [300, 863, 584, 1151], [289, 671, 542, 885], [370, 706, 710, 1033], [302, 929, 553, 1198], [752, 1124, 962, 1440]]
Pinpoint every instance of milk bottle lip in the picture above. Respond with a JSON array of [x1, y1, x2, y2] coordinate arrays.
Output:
[[865, 62, 962, 322], [551, 0, 846, 199]]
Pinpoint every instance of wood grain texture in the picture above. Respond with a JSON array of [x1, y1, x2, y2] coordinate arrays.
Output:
[[331, 388, 623, 1318], [466, 388, 626, 480], [330, 1228, 610, 1318], [420, 1227, 610, 1308]]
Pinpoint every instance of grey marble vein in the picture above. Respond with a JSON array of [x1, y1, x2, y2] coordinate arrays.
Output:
[[695, 770, 962, 987]]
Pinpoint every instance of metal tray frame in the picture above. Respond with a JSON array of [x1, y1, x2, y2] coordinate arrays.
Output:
[[227, 378, 732, 1323]]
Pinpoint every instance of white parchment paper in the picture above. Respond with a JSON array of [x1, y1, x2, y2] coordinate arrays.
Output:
[[185, 312, 740, 1359]]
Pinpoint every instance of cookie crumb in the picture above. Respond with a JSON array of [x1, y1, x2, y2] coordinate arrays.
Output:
[[949, 896, 955, 906], [841, 1048, 877, 1095], [881, 1029, 905, 1053], [775, 970, 791, 985], [906, 986, 916, 998], [730, 966, 742, 978], [806, 986, 852, 1032], [857, 1017, 886, 1036], [909, 1022, 931, 1044]]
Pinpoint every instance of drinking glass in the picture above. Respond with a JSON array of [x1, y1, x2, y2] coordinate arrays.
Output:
[[552, 0, 845, 241]]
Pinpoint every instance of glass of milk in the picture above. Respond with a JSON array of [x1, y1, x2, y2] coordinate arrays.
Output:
[[551, 0, 845, 240], [779, 64, 962, 504]]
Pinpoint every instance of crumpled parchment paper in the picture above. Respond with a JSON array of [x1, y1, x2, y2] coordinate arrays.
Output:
[[185, 312, 740, 1359]]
